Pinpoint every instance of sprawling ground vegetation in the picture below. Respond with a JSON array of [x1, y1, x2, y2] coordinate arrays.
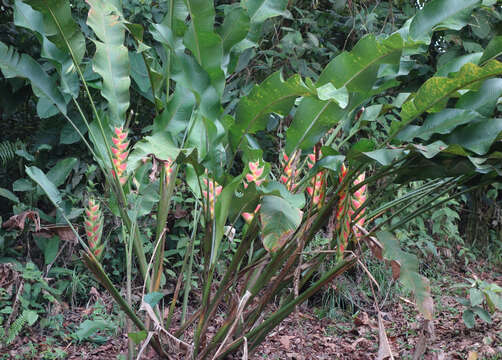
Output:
[[0, 0, 501, 359]]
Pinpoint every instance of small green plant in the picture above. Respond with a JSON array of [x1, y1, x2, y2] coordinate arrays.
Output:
[[454, 277, 502, 328]]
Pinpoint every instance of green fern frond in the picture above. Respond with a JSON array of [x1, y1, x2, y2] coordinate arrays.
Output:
[[0, 140, 24, 166], [6, 311, 26, 344]]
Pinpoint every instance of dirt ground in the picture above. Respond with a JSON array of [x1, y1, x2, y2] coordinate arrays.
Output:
[[2, 259, 501, 360]]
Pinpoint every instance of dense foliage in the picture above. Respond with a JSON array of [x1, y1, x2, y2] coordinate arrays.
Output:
[[1, 0, 502, 359]]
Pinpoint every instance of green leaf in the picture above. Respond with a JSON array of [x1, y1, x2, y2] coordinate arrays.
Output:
[[0, 188, 19, 203], [47, 157, 77, 187], [445, 118, 502, 155], [361, 105, 382, 122], [409, 0, 479, 41], [231, 72, 311, 151], [75, 319, 112, 340], [486, 291, 502, 311], [13, 179, 35, 192], [87, 0, 130, 126], [217, 6, 250, 54], [479, 36, 502, 65], [128, 330, 148, 345], [469, 288, 484, 307], [462, 309, 475, 328], [261, 182, 305, 209], [153, 85, 196, 140], [183, 0, 224, 94], [35, 235, 60, 265], [24, 0, 86, 64], [128, 133, 181, 171], [397, 109, 483, 141], [435, 53, 481, 77], [456, 78, 502, 117], [24, 310, 38, 326], [242, 0, 289, 23], [393, 60, 502, 137], [472, 306, 492, 323], [260, 195, 303, 253], [316, 83, 349, 108], [285, 97, 344, 154], [364, 149, 407, 166], [0, 41, 67, 115], [377, 231, 434, 320], [25, 166, 62, 206], [144, 292, 164, 307], [317, 33, 403, 93]]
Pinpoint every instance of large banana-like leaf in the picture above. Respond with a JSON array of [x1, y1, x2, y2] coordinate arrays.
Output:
[[230, 72, 311, 151], [456, 78, 502, 117], [87, 0, 130, 126], [183, 0, 224, 94], [23, 0, 86, 64], [241, 0, 289, 23], [479, 35, 502, 65], [14, 1, 80, 101], [0, 41, 67, 115], [445, 118, 502, 155], [392, 60, 502, 138], [409, 0, 479, 41], [217, 6, 250, 54], [317, 33, 404, 93], [285, 97, 344, 154], [260, 195, 303, 253]]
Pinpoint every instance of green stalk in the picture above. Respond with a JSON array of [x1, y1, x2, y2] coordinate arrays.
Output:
[[151, 165, 178, 293], [216, 256, 357, 358], [182, 202, 201, 325]]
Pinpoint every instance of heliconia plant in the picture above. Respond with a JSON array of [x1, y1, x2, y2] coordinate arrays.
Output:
[[84, 199, 104, 260], [7, 0, 502, 358]]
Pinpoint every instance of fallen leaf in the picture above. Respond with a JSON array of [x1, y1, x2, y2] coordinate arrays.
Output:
[[3, 211, 40, 231]]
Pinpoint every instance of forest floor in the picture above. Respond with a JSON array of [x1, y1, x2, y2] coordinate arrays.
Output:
[[2, 256, 501, 360]]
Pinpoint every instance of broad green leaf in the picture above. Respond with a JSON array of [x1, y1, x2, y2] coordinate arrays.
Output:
[[261, 182, 305, 209], [479, 36, 502, 65], [14, 0, 44, 36], [24, 0, 86, 64], [377, 231, 434, 320], [144, 292, 164, 307], [183, 0, 224, 94], [217, 6, 250, 54], [171, 52, 221, 121], [0, 42, 67, 115], [409, 0, 479, 41], [285, 97, 344, 154], [24, 310, 38, 326], [472, 306, 492, 323], [435, 53, 481, 77], [317, 33, 403, 93], [463, 309, 475, 328], [364, 149, 407, 166], [397, 109, 483, 141], [316, 83, 349, 108], [153, 85, 196, 140], [128, 133, 181, 171], [128, 330, 148, 345], [25, 166, 62, 206], [13, 179, 35, 192], [445, 118, 502, 155], [0, 188, 19, 203], [75, 319, 112, 340], [231, 72, 311, 151], [47, 157, 77, 187], [361, 105, 382, 122], [260, 195, 303, 253], [393, 60, 502, 137], [35, 235, 60, 265], [456, 78, 502, 117], [486, 291, 502, 311], [469, 288, 484, 307], [242, 0, 289, 23], [87, 0, 130, 126]]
